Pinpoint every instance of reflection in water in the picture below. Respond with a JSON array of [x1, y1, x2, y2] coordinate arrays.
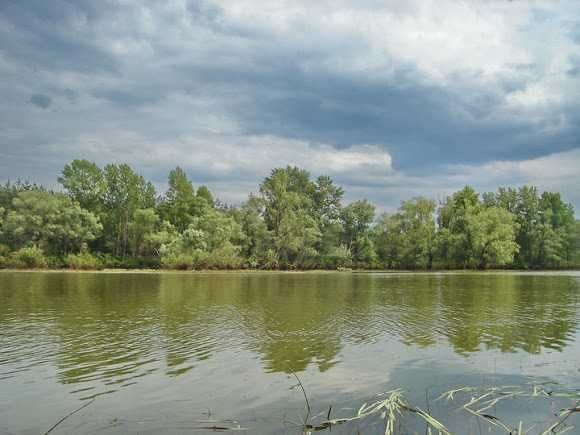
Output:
[[1, 272, 580, 389], [1, 271, 580, 434]]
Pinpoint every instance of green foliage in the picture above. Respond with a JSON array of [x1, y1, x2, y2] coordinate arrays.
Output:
[[485, 186, 575, 269], [375, 198, 436, 269], [0, 180, 44, 210], [66, 251, 104, 270], [101, 164, 156, 257], [159, 207, 243, 269], [161, 252, 195, 270], [318, 245, 353, 269], [58, 159, 106, 213], [7, 246, 47, 269], [341, 200, 375, 265], [572, 220, 580, 267], [159, 167, 204, 231], [2, 191, 102, 255], [205, 242, 243, 269], [259, 167, 322, 268], [466, 206, 519, 269], [233, 196, 272, 266], [196, 185, 214, 207], [3, 160, 579, 270]]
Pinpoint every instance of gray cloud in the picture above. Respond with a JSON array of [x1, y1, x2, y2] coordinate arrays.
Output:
[[0, 0, 579, 214], [29, 94, 51, 109]]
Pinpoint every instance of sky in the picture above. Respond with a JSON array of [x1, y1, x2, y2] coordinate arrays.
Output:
[[0, 0, 579, 213]]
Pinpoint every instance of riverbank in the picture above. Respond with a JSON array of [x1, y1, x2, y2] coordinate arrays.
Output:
[[1, 267, 579, 274]]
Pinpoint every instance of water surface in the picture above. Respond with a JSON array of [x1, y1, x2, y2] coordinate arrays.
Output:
[[1, 271, 579, 434]]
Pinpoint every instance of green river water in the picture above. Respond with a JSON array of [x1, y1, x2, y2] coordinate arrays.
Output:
[[1, 271, 579, 434]]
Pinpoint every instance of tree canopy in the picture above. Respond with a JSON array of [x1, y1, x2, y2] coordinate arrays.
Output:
[[0, 160, 578, 270]]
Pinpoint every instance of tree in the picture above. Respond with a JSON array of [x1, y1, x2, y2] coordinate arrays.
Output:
[[58, 159, 106, 213], [537, 192, 575, 267], [0, 180, 45, 211], [375, 198, 436, 269], [340, 200, 376, 266], [313, 175, 343, 225], [259, 167, 320, 268], [196, 185, 215, 207], [161, 207, 244, 269], [158, 167, 211, 232], [2, 191, 102, 255], [128, 208, 177, 258], [512, 185, 541, 268], [260, 166, 315, 233], [488, 186, 576, 268], [466, 206, 519, 269], [102, 164, 156, 257], [232, 196, 272, 267], [312, 176, 344, 263], [437, 186, 481, 268], [571, 220, 580, 267]]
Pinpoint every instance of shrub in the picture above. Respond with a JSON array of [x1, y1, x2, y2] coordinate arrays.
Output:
[[161, 252, 194, 270], [66, 252, 103, 270], [262, 249, 279, 269], [8, 246, 47, 269], [0, 244, 10, 257], [206, 242, 243, 269], [318, 245, 353, 270], [0, 244, 10, 268]]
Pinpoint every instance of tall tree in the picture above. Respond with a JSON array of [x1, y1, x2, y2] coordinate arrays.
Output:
[[375, 198, 436, 269], [466, 206, 519, 269], [102, 164, 156, 257], [340, 200, 376, 266], [259, 167, 320, 267], [437, 186, 481, 268], [159, 167, 212, 232], [58, 159, 106, 213]]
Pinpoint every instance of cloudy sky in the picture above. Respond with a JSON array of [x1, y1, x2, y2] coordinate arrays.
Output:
[[1, 0, 579, 213]]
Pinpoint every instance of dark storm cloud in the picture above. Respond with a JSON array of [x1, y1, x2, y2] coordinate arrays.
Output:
[[174, 53, 577, 171], [29, 94, 51, 109], [0, 0, 119, 74]]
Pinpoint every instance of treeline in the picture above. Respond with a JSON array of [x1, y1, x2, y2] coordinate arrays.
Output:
[[0, 160, 578, 270]]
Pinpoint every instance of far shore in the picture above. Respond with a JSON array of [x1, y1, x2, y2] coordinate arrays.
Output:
[[1, 268, 578, 274]]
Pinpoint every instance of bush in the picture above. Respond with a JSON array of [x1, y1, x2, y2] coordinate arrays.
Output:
[[161, 252, 194, 270], [66, 252, 104, 270], [8, 246, 47, 269], [318, 245, 353, 270], [0, 244, 10, 268], [206, 242, 243, 269]]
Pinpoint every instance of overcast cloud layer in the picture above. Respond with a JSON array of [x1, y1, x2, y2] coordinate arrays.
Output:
[[1, 0, 579, 212]]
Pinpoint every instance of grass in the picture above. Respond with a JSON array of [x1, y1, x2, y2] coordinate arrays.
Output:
[[294, 382, 579, 435]]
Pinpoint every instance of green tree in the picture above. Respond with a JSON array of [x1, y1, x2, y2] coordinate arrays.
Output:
[[232, 196, 272, 268], [375, 198, 436, 269], [571, 220, 580, 267], [437, 186, 481, 268], [466, 206, 519, 269], [159, 167, 211, 232], [102, 164, 156, 257], [489, 186, 576, 268], [2, 191, 102, 255], [161, 208, 244, 269], [313, 175, 345, 264], [537, 192, 575, 267], [340, 200, 376, 266], [196, 185, 215, 207], [128, 208, 177, 258], [259, 167, 320, 268], [58, 159, 106, 213]]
